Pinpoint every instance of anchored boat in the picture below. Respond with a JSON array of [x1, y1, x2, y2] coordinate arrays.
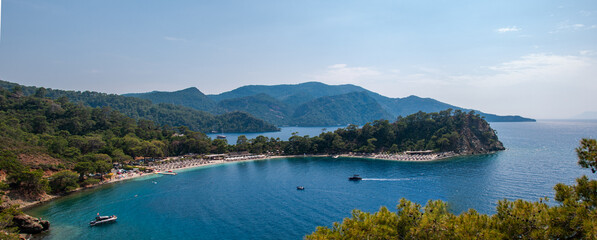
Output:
[[89, 214, 117, 226]]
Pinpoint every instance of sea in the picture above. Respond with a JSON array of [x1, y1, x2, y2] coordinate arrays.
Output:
[[26, 120, 597, 239]]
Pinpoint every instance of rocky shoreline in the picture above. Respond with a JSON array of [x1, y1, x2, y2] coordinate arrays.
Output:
[[0, 198, 50, 237]]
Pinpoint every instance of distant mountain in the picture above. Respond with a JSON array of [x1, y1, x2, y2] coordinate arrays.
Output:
[[209, 82, 367, 108], [573, 111, 597, 119], [124, 87, 219, 113], [126, 82, 535, 126], [0, 80, 279, 133], [376, 95, 533, 122], [290, 92, 394, 126]]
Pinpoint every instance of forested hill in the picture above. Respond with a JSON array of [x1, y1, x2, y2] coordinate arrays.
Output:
[[126, 82, 535, 126], [208, 81, 367, 107], [289, 92, 394, 126], [124, 87, 219, 113], [0, 87, 249, 200], [276, 109, 505, 155], [0, 80, 278, 133], [217, 93, 291, 125]]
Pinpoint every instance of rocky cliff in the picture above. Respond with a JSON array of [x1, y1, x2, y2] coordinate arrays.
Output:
[[455, 115, 505, 154]]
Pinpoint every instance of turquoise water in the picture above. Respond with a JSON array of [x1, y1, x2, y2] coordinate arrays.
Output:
[[27, 121, 597, 239]]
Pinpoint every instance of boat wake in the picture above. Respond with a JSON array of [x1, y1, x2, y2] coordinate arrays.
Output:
[[361, 178, 412, 181]]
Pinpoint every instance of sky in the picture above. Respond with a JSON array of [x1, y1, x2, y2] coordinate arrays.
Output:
[[0, 0, 596, 119]]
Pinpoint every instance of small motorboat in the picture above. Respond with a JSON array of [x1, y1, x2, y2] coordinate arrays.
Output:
[[348, 174, 362, 181], [90, 214, 117, 226], [296, 186, 305, 190]]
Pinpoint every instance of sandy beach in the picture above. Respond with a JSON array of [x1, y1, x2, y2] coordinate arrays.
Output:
[[117, 152, 457, 181]]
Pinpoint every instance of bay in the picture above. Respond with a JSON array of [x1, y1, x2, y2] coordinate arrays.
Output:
[[205, 125, 345, 143], [27, 120, 597, 239]]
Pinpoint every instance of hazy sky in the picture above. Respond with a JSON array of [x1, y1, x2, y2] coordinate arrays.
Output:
[[0, 0, 596, 119]]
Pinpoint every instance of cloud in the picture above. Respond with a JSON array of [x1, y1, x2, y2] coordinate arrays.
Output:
[[580, 50, 597, 56], [496, 26, 521, 33], [579, 10, 593, 17], [552, 21, 596, 33], [435, 54, 597, 118], [456, 54, 593, 87], [311, 64, 382, 84], [306, 54, 597, 118], [164, 36, 188, 42]]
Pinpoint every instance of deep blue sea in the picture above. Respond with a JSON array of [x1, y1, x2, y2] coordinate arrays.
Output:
[[27, 120, 597, 239]]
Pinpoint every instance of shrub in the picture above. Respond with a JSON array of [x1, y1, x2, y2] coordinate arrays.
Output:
[[81, 178, 100, 187], [48, 170, 79, 194]]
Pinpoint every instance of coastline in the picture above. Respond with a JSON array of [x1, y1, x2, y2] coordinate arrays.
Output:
[[13, 155, 289, 210], [16, 151, 464, 210]]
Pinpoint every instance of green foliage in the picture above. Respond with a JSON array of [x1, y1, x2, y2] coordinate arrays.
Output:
[[49, 170, 79, 193], [577, 138, 597, 173], [211, 139, 229, 154], [0, 200, 21, 240], [306, 139, 597, 239], [122, 165, 134, 171], [0, 151, 25, 174], [80, 178, 100, 187], [247, 136, 282, 154], [6, 169, 49, 196], [73, 162, 95, 180], [95, 161, 113, 175], [235, 135, 249, 152], [0, 181, 9, 191]]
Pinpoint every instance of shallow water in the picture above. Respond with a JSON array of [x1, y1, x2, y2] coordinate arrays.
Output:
[[27, 120, 597, 239]]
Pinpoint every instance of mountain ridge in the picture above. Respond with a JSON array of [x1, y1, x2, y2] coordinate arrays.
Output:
[[290, 91, 394, 126], [125, 81, 535, 125], [124, 87, 219, 113]]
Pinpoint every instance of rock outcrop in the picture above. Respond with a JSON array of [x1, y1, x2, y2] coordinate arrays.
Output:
[[455, 115, 505, 154], [12, 214, 50, 234]]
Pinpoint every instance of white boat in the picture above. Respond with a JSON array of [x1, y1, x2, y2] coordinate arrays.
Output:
[[89, 214, 117, 226]]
